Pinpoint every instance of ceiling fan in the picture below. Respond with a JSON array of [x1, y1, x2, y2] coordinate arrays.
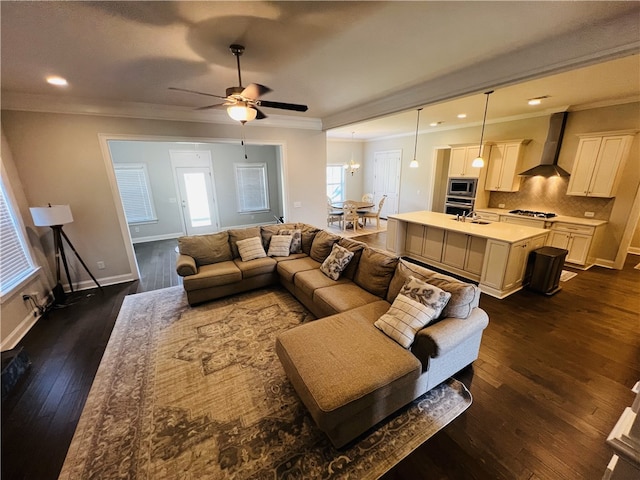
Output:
[[169, 44, 308, 124]]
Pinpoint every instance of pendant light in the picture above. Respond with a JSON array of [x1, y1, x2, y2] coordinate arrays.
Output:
[[472, 90, 494, 168], [410, 108, 423, 168], [344, 131, 360, 175]]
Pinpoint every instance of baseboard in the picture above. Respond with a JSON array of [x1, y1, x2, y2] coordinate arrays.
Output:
[[594, 258, 616, 269], [131, 232, 184, 244], [1, 311, 40, 351], [628, 247, 640, 256], [62, 273, 137, 293]]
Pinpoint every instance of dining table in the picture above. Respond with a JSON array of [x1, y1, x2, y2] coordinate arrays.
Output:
[[330, 200, 375, 228]]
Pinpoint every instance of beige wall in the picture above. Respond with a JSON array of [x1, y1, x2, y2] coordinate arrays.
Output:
[[1, 131, 53, 349], [364, 102, 640, 265], [1, 111, 327, 346]]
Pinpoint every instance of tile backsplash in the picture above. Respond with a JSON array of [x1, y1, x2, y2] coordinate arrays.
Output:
[[488, 176, 613, 220]]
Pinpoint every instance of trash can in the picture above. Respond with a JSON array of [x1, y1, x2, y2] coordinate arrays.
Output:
[[526, 246, 568, 295]]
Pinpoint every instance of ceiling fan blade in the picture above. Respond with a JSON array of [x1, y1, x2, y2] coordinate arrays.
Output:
[[257, 100, 308, 112], [169, 87, 227, 100], [254, 107, 267, 120], [195, 103, 228, 111], [241, 83, 272, 100]]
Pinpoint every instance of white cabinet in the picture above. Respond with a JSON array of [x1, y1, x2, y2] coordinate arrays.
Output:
[[547, 222, 596, 266], [484, 140, 529, 192], [501, 215, 548, 229], [567, 131, 636, 198], [449, 145, 484, 178], [441, 231, 487, 277]]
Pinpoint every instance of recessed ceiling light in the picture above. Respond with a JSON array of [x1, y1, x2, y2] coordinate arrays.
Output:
[[429, 121, 443, 127], [457, 113, 467, 119], [528, 95, 549, 106], [46, 76, 68, 87]]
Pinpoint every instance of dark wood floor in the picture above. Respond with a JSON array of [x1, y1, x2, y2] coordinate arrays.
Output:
[[2, 234, 639, 479], [133, 238, 182, 291]]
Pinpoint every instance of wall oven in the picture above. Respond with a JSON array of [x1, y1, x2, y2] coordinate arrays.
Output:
[[444, 196, 474, 216], [447, 177, 478, 198]]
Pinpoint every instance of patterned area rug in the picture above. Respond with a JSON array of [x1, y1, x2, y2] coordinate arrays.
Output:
[[59, 286, 472, 480]]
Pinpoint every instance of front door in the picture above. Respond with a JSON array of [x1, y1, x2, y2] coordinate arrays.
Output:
[[170, 150, 219, 236]]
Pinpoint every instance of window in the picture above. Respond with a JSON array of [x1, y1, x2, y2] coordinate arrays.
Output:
[[114, 164, 157, 224], [235, 163, 269, 213], [0, 180, 35, 295], [327, 165, 345, 202]]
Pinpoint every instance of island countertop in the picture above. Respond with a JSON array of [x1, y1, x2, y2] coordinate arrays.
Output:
[[388, 211, 549, 243]]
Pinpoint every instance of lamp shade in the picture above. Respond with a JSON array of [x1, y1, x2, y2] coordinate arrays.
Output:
[[227, 103, 257, 122], [30, 204, 73, 226]]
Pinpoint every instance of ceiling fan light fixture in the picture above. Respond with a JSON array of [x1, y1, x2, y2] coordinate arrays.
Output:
[[227, 103, 257, 123]]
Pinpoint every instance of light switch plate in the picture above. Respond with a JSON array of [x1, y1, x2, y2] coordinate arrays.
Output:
[[584, 211, 595, 217]]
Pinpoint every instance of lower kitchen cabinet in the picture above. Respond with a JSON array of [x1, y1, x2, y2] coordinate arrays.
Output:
[[481, 235, 546, 295], [546, 222, 603, 268]]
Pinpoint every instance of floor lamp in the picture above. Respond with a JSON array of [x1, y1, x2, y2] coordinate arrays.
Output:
[[30, 204, 102, 304]]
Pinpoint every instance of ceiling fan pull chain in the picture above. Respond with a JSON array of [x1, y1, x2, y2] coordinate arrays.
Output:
[[241, 126, 248, 160]]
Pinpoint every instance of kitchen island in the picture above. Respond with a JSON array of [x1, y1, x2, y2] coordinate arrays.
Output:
[[387, 211, 550, 298]]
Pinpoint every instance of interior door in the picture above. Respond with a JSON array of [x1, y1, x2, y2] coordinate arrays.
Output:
[[170, 150, 219, 236], [373, 150, 401, 218]]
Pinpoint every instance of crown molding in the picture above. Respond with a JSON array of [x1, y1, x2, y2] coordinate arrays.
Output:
[[1, 92, 323, 131]]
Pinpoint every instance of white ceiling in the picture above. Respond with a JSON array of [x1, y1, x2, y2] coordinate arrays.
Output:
[[2, 1, 639, 139]]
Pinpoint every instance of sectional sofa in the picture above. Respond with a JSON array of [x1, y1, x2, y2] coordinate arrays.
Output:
[[176, 222, 489, 448]]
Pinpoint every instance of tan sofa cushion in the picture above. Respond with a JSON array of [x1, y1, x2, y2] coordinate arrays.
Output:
[[309, 230, 341, 263], [178, 232, 232, 266], [228, 227, 261, 258], [337, 238, 366, 280], [294, 268, 351, 299], [276, 315, 420, 430], [276, 257, 321, 283], [182, 261, 242, 290], [387, 259, 480, 319], [233, 257, 277, 279], [353, 248, 399, 298], [296, 223, 321, 255], [313, 283, 382, 315]]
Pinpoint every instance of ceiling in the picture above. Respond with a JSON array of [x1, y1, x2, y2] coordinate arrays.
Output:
[[2, 1, 639, 139]]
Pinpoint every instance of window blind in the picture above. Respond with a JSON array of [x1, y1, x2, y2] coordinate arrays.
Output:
[[0, 183, 33, 294], [235, 163, 269, 213], [114, 165, 156, 224]]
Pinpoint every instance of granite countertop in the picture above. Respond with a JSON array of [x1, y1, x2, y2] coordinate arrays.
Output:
[[476, 208, 608, 227], [389, 211, 549, 243]]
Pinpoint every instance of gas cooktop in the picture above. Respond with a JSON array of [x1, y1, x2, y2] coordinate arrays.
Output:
[[508, 209, 557, 218]]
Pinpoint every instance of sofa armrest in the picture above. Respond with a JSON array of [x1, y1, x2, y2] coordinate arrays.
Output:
[[176, 254, 197, 277], [412, 308, 489, 359]]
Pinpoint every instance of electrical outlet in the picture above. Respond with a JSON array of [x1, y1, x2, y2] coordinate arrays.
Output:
[[499, 203, 505, 208], [97, 261, 106, 269], [293, 201, 302, 208], [584, 211, 595, 218]]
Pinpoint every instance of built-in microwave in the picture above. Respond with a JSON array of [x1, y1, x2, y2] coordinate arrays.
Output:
[[447, 177, 478, 198]]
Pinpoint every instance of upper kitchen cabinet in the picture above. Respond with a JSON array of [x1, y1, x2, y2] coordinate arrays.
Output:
[[567, 131, 637, 197], [449, 145, 484, 178], [484, 140, 530, 192]]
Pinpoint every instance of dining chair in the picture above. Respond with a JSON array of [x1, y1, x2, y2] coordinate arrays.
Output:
[[360, 195, 387, 229], [327, 197, 344, 229], [342, 201, 360, 232], [361, 193, 374, 203]]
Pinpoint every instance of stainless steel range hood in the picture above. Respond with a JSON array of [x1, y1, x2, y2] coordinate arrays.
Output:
[[519, 111, 570, 177]]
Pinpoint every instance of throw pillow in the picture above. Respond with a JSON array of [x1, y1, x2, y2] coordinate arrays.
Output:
[[267, 234, 293, 257], [279, 228, 302, 254], [320, 243, 355, 280], [236, 236, 267, 262], [400, 276, 451, 319], [309, 230, 341, 263], [374, 293, 440, 348]]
